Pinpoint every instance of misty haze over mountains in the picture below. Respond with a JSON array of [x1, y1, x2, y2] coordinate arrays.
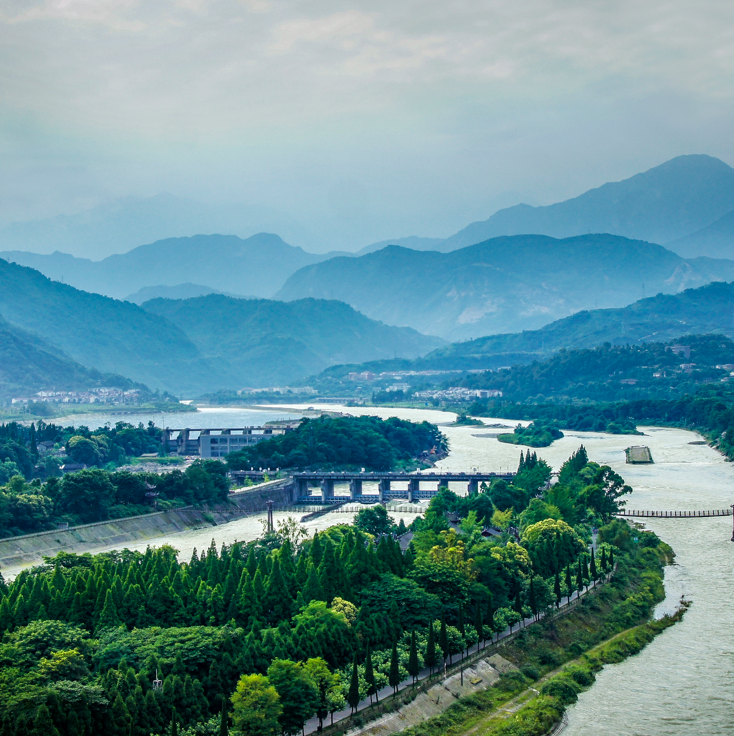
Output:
[[4, 154, 734, 394]]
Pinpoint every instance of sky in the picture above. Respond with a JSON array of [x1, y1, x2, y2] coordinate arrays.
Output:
[[1, 0, 734, 253]]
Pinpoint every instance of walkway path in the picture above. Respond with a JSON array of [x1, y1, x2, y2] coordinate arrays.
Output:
[[303, 571, 612, 735]]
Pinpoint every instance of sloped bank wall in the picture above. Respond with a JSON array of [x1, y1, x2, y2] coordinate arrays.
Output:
[[0, 478, 297, 573]]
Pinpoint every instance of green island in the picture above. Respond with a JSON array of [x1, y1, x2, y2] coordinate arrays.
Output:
[[0, 434, 680, 736], [497, 420, 564, 448]]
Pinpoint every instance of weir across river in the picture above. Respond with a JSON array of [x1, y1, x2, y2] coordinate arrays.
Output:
[[291, 470, 516, 503]]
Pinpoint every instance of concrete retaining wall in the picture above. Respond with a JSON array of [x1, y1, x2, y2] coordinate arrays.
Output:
[[0, 478, 297, 573]]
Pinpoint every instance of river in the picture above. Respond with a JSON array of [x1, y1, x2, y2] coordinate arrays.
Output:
[[55, 403, 733, 735]]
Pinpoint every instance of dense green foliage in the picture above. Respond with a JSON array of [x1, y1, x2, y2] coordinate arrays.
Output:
[[0, 453, 228, 538], [0, 446, 630, 735], [497, 421, 564, 448], [393, 525, 676, 736], [460, 335, 734, 404], [226, 415, 446, 471]]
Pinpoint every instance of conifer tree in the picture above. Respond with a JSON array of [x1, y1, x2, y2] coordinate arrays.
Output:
[[485, 594, 494, 642], [609, 547, 614, 568], [576, 560, 584, 594], [554, 571, 561, 608], [407, 631, 420, 684], [219, 697, 229, 736], [474, 602, 483, 644], [439, 613, 448, 663], [529, 578, 538, 620], [425, 624, 437, 674], [600, 546, 607, 572], [565, 565, 573, 603], [364, 646, 376, 703], [590, 548, 598, 582], [389, 640, 400, 693], [31, 704, 59, 736], [97, 589, 121, 631], [347, 656, 360, 713], [582, 556, 590, 590]]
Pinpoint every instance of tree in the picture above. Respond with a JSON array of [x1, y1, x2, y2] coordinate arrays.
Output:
[[389, 640, 400, 693], [590, 548, 598, 582], [439, 614, 448, 663], [267, 659, 319, 735], [425, 624, 437, 674], [231, 674, 282, 736], [31, 704, 60, 736], [347, 656, 360, 713], [56, 470, 117, 523], [485, 594, 494, 642], [364, 646, 377, 704], [554, 571, 561, 608], [407, 631, 420, 684], [600, 546, 607, 572], [565, 565, 573, 603], [529, 578, 538, 620], [353, 506, 394, 537], [219, 697, 229, 736], [304, 657, 342, 727]]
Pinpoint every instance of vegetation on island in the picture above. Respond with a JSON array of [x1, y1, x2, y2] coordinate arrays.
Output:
[[226, 415, 447, 472], [497, 420, 564, 448], [0, 446, 640, 735]]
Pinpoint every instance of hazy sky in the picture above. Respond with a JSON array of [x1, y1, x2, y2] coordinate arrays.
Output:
[[2, 0, 734, 251]]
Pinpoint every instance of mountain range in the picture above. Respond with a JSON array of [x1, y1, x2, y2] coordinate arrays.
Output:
[[276, 234, 734, 340], [1, 234, 333, 300], [142, 295, 443, 388], [429, 280, 734, 360], [0, 258, 442, 396], [306, 280, 734, 390]]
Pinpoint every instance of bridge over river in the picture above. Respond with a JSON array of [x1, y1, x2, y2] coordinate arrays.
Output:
[[616, 508, 733, 518], [292, 470, 516, 503]]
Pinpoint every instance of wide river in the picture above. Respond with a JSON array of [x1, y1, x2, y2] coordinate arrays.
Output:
[[58, 403, 733, 735]]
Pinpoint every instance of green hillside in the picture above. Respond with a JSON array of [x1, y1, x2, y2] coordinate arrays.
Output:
[[143, 295, 444, 387], [277, 233, 734, 340], [0, 257, 214, 394], [0, 315, 144, 399]]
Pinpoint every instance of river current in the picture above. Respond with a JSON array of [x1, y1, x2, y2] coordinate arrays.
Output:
[[57, 404, 734, 735]]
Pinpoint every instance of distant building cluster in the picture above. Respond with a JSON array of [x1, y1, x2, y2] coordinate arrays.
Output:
[[11, 387, 141, 405], [348, 368, 486, 382], [237, 386, 317, 395], [413, 387, 503, 401]]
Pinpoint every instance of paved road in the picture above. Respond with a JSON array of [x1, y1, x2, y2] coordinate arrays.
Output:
[[303, 572, 610, 734]]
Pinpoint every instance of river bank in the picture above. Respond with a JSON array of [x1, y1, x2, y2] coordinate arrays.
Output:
[[345, 533, 679, 736]]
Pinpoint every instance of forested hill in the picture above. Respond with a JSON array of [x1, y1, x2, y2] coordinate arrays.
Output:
[[434, 280, 734, 360], [142, 295, 443, 388], [0, 316, 144, 399], [277, 233, 734, 340], [457, 335, 734, 404], [0, 258, 212, 394]]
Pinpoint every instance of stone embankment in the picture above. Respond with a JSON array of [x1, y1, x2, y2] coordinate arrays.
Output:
[[0, 478, 296, 573]]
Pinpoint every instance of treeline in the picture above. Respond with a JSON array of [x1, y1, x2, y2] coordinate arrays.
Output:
[[457, 335, 734, 404], [469, 383, 734, 455], [226, 415, 447, 472], [0, 447, 632, 735], [0, 461, 228, 538], [0, 420, 165, 482]]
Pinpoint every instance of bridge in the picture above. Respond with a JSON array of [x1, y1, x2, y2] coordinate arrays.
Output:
[[616, 508, 733, 518], [291, 470, 516, 503]]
